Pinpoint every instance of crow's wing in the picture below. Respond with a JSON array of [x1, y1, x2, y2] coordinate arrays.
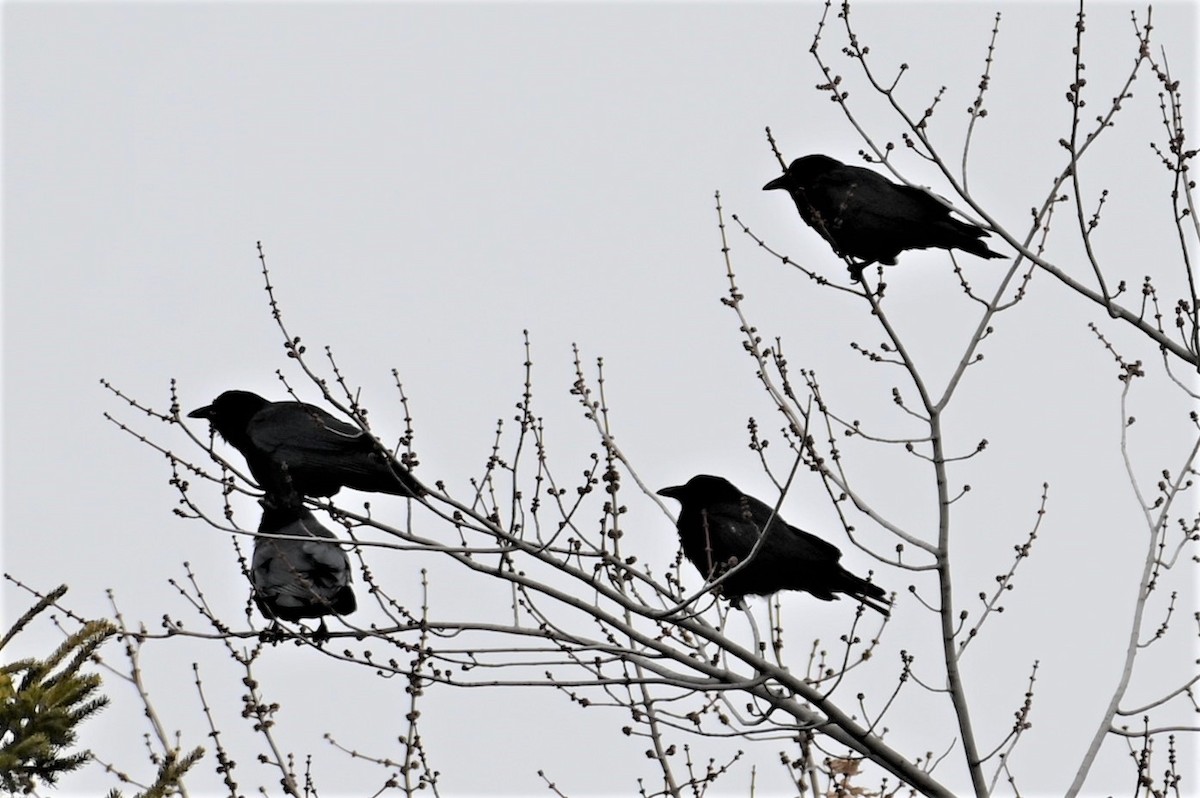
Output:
[[737, 493, 843, 563], [772, 521, 844, 564], [249, 404, 421, 497], [250, 539, 277, 593], [247, 403, 409, 492], [252, 539, 311, 608], [252, 538, 348, 608], [814, 169, 947, 231], [893, 183, 959, 216], [700, 503, 763, 558], [300, 539, 352, 587], [253, 509, 354, 618], [248, 402, 369, 456]]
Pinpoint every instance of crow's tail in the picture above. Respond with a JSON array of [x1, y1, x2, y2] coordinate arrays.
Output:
[[959, 236, 1005, 260], [947, 219, 1005, 260], [383, 465, 427, 498], [344, 457, 428, 498], [840, 570, 892, 617]]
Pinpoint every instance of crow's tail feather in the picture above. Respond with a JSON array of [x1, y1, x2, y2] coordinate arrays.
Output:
[[958, 237, 1005, 260], [856, 593, 893, 617], [945, 219, 1004, 260], [840, 571, 892, 618], [392, 468, 427, 498], [352, 457, 427, 498]]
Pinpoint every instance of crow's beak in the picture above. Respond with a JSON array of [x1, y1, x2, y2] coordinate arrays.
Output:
[[762, 174, 789, 191], [187, 405, 213, 419], [656, 485, 683, 499]]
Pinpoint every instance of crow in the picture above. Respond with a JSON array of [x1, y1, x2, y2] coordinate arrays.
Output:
[[188, 390, 425, 499], [657, 474, 891, 616], [251, 495, 357, 641], [763, 154, 1003, 277]]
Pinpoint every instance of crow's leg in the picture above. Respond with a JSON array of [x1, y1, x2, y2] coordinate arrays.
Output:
[[311, 618, 331, 645], [259, 622, 286, 645]]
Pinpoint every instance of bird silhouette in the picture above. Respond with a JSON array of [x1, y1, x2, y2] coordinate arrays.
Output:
[[189, 390, 425, 499], [658, 474, 890, 616], [764, 154, 1003, 277], [252, 494, 357, 641]]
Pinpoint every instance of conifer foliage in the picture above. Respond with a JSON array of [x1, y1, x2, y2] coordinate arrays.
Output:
[[0, 585, 112, 794]]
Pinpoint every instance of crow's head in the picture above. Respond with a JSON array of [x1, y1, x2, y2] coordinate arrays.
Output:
[[188, 389, 270, 441], [763, 154, 843, 191], [657, 474, 743, 507]]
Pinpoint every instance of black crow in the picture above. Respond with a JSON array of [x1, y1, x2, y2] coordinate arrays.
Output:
[[188, 390, 425, 499], [252, 495, 357, 641], [763, 154, 1003, 277], [657, 474, 891, 616]]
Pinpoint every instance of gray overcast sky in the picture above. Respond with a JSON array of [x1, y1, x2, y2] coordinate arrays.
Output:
[[4, 2, 1197, 796]]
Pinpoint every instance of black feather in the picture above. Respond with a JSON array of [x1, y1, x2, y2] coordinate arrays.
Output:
[[251, 496, 357, 627], [658, 474, 891, 616], [764, 154, 1003, 276], [188, 390, 425, 499]]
